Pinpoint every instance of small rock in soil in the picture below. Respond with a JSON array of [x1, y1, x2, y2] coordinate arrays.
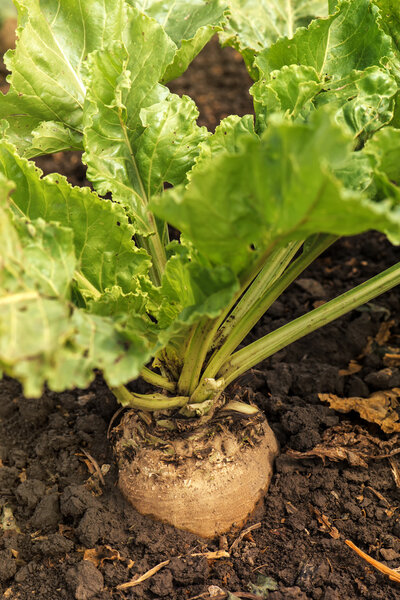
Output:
[[0, 549, 17, 582], [380, 547, 400, 561], [295, 278, 328, 298], [0, 399, 17, 420], [0, 466, 18, 494], [18, 397, 54, 426], [30, 493, 61, 530], [392, 521, 400, 537], [169, 556, 209, 585], [364, 367, 400, 389], [60, 484, 100, 518], [33, 533, 74, 556], [77, 507, 105, 547], [149, 569, 174, 597], [15, 479, 46, 509], [66, 560, 104, 600], [346, 375, 369, 397]]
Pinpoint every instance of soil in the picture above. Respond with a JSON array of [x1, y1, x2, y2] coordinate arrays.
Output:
[[1, 32, 400, 600]]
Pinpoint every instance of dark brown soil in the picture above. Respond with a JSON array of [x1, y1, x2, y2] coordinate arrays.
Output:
[[1, 34, 400, 600]]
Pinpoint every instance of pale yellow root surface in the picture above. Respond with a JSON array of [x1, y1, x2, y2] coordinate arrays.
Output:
[[116, 414, 279, 538]]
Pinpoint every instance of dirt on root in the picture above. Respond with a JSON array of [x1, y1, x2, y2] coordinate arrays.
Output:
[[1, 34, 400, 600]]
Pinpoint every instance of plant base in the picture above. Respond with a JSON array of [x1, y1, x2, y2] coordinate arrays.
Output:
[[114, 409, 279, 538]]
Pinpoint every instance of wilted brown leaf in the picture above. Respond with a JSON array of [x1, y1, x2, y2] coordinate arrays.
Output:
[[376, 320, 395, 346], [359, 320, 395, 359], [339, 360, 362, 376], [319, 389, 400, 433], [312, 508, 340, 539], [384, 352, 400, 368], [289, 444, 368, 467], [288, 422, 400, 466], [84, 545, 123, 567]]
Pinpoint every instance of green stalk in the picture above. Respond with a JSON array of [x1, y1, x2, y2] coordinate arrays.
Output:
[[176, 243, 300, 398], [177, 318, 218, 395], [212, 240, 304, 351], [112, 384, 188, 411], [202, 234, 336, 380], [218, 261, 400, 387], [136, 230, 166, 287], [140, 366, 176, 393], [180, 241, 303, 395]]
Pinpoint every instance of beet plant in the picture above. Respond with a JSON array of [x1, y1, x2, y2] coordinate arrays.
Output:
[[1, 0, 400, 537]]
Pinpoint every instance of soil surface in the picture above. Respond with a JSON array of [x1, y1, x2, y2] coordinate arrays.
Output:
[[1, 33, 400, 600]]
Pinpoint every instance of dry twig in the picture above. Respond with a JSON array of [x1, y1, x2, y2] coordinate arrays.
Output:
[[230, 523, 261, 551], [345, 540, 400, 584], [117, 551, 230, 590]]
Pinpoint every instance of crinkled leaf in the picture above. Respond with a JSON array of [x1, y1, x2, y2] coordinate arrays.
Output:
[[129, 0, 227, 82], [0, 140, 150, 296], [0, 0, 125, 155], [160, 252, 238, 329], [258, 0, 392, 79], [194, 114, 257, 166], [365, 127, 400, 183], [25, 121, 83, 159], [220, 0, 328, 77], [0, 176, 156, 397], [315, 67, 397, 138], [152, 109, 400, 274], [250, 64, 321, 129], [252, 64, 397, 138], [373, 0, 400, 77], [83, 12, 208, 232], [253, 2, 396, 138]]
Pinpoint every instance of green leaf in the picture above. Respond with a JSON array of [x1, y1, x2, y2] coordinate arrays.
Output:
[[83, 10, 208, 231], [250, 64, 321, 129], [0, 140, 150, 297], [194, 114, 258, 165], [152, 109, 400, 274], [0, 174, 156, 397], [364, 127, 400, 184], [128, 0, 227, 82], [160, 251, 238, 330], [315, 67, 397, 138], [25, 121, 83, 159], [253, 1, 396, 138], [373, 0, 400, 77], [258, 0, 392, 79], [220, 0, 328, 76], [0, 0, 125, 155], [361, 130, 400, 243]]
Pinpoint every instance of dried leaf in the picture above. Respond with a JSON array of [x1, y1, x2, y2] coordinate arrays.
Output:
[[319, 389, 400, 433], [384, 351, 400, 368], [313, 508, 341, 539], [339, 360, 362, 376], [359, 320, 395, 359], [390, 458, 400, 488], [376, 320, 395, 346], [288, 422, 398, 466], [289, 445, 369, 467], [84, 545, 123, 567]]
